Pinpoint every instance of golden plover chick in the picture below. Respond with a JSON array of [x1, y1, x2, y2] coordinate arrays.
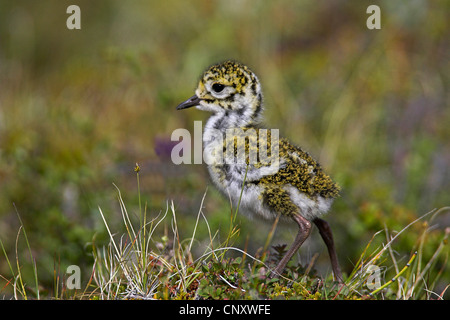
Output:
[[176, 60, 342, 280]]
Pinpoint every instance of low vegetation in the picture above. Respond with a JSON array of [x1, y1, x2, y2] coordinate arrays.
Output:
[[2, 171, 448, 300]]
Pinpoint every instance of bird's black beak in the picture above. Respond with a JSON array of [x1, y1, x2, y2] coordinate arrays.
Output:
[[176, 95, 201, 110]]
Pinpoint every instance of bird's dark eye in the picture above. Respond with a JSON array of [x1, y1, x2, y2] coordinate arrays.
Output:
[[212, 83, 225, 93]]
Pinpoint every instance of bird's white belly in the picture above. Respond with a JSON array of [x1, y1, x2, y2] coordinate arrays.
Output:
[[207, 170, 276, 221]]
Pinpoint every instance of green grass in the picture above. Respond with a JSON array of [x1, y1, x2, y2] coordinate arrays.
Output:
[[89, 184, 450, 300], [2, 171, 447, 300], [0, 207, 39, 300]]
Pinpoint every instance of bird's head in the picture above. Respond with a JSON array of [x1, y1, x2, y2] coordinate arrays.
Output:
[[177, 60, 263, 124]]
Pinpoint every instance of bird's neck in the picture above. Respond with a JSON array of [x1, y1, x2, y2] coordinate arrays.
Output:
[[204, 112, 253, 132], [205, 94, 263, 132]]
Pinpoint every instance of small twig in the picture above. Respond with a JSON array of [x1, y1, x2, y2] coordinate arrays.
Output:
[[218, 274, 245, 292]]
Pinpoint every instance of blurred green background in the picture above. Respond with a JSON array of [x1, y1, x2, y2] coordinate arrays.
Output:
[[0, 0, 448, 297]]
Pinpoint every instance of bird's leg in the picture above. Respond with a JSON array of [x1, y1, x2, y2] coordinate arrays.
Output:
[[270, 214, 312, 279], [313, 218, 343, 282]]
